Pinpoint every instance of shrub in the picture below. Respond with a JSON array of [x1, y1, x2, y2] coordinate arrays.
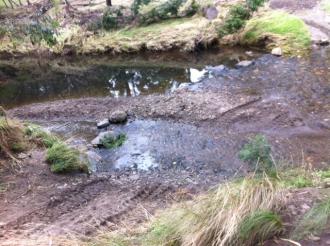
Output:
[[246, 0, 266, 11], [178, 0, 199, 17], [138, 0, 186, 24], [102, 9, 119, 30], [101, 133, 127, 149], [46, 142, 88, 173], [28, 22, 57, 46], [219, 4, 251, 37], [132, 0, 152, 15], [0, 27, 7, 39], [239, 134, 273, 173]]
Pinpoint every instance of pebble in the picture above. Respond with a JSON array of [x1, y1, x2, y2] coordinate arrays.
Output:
[[97, 119, 110, 129], [271, 47, 283, 56], [109, 110, 128, 124]]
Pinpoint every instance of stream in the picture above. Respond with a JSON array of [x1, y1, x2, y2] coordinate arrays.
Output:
[[2, 47, 330, 174]]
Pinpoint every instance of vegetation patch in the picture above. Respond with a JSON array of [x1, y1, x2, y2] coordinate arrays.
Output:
[[101, 133, 127, 149], [143, 176, 283, 246], [322, 0, 330, 14], [0, 113, 27, 160], [46, 142, 88, 173], [239, 134, 274, 174], [241, 11, 311, 55], [239, 210, 283, 244], [24, 123, 59, 148], [292, 198, 330, 240]]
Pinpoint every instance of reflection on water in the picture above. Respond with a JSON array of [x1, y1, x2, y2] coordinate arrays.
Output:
[[0, 48, 262, 108]]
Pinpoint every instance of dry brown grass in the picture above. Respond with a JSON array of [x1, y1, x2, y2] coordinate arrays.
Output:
[[0, 107, 27, 162]]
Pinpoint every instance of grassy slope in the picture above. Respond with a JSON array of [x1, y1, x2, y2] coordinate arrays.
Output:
[[80, 17, 217, 54], [241, 11, 311, 55]]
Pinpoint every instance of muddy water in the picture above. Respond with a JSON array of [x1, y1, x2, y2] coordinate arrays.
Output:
[[0, 48, 261, 109]]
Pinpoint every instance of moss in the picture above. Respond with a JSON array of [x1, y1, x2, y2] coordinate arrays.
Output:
[[46, 142, 88, 173], [241, 11, 311, 55]]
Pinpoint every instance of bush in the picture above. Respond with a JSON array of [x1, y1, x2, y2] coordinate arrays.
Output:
[[28, 22, 57, 46], [46, 142, 88, 173], [246, 0, 266, 11], [132, 0, 152, 15], [102, 9, 120, 30], [101, 133, 127, 149], [219, 4, 251, 37], [239, 134, 273, 173], [138, 0, 186, 24]]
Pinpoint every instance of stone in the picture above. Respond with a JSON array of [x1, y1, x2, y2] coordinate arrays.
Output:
[[245, 51, 253, 56], [271, 47, 282, 56], [109, 110, 127, 124], [97, 119, 110, 129], [206, 65, 226, 76], [18, 153, 28, 159], [236, 60, 254, 68], [91, 131, 115, 147], [317, 38, 330, 46], [203, 7, 218, 20]]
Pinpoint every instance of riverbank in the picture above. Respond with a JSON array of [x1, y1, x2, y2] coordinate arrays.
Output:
[[0, 0, 324, 57]]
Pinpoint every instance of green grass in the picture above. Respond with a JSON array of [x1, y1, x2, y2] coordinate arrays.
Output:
[[292, 198, 330, 240], [322, 0, 330, 14], [24, 123, 59, 148], [242, 11, 311, 55], [116, 18, 187, 38], [239, 210, 283, 244], [46, 142, 88, 173], [101, 133, 127, 149]]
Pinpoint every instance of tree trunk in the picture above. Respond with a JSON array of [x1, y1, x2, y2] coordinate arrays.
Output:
[[106, 0, 111, 6]]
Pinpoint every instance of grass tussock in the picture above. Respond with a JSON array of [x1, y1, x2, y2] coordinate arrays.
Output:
[[46, 142, 88, 174], [292, 198, 330, 240], [24, 123, 60, 148], [101, 133, 127, 149], [241, 11, 311, 55], [144, 175, 284, 246], [0, 111, 27, 160]]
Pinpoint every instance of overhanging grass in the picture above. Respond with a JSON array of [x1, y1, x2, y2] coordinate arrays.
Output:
[[241, 11, 311, 55], [101, 133, 127, 149], [0, 116, 27, 160], [292, 198, 330, 240]]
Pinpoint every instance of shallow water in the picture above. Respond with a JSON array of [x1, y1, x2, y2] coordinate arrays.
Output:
[[0, 48, 261, 109]]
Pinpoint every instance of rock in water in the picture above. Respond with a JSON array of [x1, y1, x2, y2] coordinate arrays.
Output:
[[109, 110, 127, 124], [236, 60, 254, 68], [271, 47, 282, 56], [97, 119, 110, 129], [206, 65, 226, 76], [91, 131, 115, 147]]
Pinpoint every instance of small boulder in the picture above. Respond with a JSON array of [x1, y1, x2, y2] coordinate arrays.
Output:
[[97, 119, 110, 129], [271, 47, 282, 56], [236, 60, 254, 68], [317, 38, 330, 46], [203, 7, 218, 20], [91, 131, 115, 147], [109, 110, 127, 124]]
